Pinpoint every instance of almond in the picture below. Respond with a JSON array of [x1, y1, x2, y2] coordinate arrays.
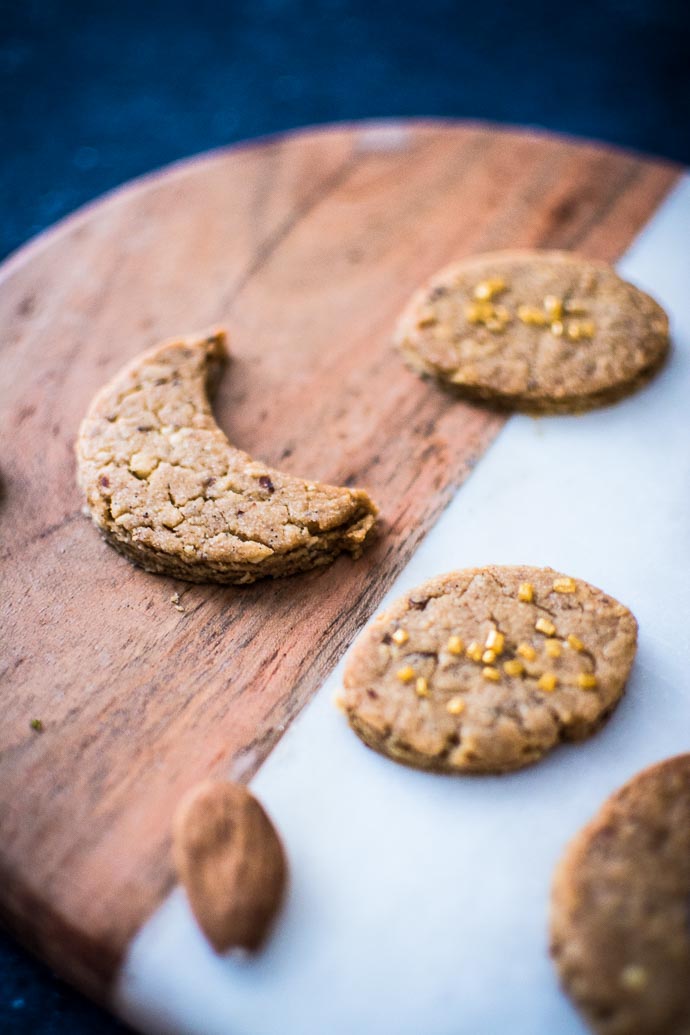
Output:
[[172, 780, 287, 953]]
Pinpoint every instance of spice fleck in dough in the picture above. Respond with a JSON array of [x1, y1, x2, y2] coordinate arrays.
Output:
[[77, 330, 378, 583], [551, 754, 690, 1035], [395, 250, 669, 413], [341, 566, 637, 773]]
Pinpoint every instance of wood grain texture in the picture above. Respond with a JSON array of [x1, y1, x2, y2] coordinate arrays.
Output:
[[0, 121, 678, 1001]]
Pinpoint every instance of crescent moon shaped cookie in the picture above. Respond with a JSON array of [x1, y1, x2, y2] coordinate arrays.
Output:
[[395, 250, 669, 413], [77, 331, 378, 583], [550, 754, 690, 1035], [340, 566, 637, 773]]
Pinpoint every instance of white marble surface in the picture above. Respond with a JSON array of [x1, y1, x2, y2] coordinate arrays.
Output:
[[116, 176, 690, 1035]]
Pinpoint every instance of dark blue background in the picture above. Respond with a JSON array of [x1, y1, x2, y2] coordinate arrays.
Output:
[[1, 0, 689, 1031]]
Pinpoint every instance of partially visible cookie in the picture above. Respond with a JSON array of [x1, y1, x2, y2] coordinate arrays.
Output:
[[340, 566, 637, 773], [77, 330, 377, 583], [550, 755, 690, 1035], [395, 250, 669, 413]]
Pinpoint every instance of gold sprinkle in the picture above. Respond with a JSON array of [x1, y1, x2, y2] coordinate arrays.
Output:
[[485, 629, 505, 654], [392, 628, 409, 646], [446, 635, 465, 656], [544, 295, 564, 320], [517, 642, 537, 661], [577, 672, 598, 690], [579, 319, 596, 338], [396, 665, 416, 683], [538, 672, 558, 692], [503, 659, 524, 677], [446, 695, 466, 715], [473, 277, 506, 301], [550, 320, 564, 337], [535, 617, 556, 637], [567, 633, 585, 652], [545, 640, 562, 658], [482, 666, 500, 682], [620, 964, 648, 991], [553, 576, 576, 594], [517, 304, 547, 326], [466, 641, 483, 663], [415, 676, 430, 698], [482, 649, 497, 664], [517, 581, 534, 603], [465, 301, 491, 324]]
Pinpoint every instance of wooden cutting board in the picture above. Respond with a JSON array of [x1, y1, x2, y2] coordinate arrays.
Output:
[[0, 121, 679, 1006]]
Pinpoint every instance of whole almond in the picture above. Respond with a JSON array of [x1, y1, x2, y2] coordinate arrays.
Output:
[[172, 780, 287, 953]]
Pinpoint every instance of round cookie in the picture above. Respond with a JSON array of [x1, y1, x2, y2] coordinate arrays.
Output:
[[77, 330, 377, 583], [394, 250, 669, 413], [550, 755, 690, 1035], [340, 566, 637, 773]]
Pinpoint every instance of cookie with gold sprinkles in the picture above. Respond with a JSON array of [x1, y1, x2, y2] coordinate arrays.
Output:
[[550, 754, 690, 1035], [339, 566, 637, 773], [394, 250, 669, 413]]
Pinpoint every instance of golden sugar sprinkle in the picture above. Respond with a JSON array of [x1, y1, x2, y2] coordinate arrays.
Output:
[[485, 629, 505, 654], [517, 581, 534, 603], [447, 696, 466, 715], [517, 304, 547, 327], [482, 666, 500, 682], [517, 642, 537, 661], [535, 617, 556, 637], [391, 628, 409, 646], [544, 295, 564, 320], [396, 665, 416, 683], [553, 576, 576, 594], [482, 649, 497, 665], [503, 659, 524, 677], [415, 676, 430, 698], [466, 642, 483, 663], [446, 635, 465, 656], [567, 633, 585, 652], [538, 672, 558, 692], [473, 277, 506, 301], [577, 673, 598, 690], [545, 640, 562, 658]]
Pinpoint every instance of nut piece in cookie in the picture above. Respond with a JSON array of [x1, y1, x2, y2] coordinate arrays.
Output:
[[76, 330, 378, 583], [550, 754, 690, 1035], [341, 565, 637, 773], [173, 780, 287, 953], [395, 250, 669, 414]]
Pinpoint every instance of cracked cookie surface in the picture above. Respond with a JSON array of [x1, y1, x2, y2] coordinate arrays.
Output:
[[395, 250, 669, 414], [77, 330, 378, 583], [341, 566, 637, 773], [550, 754, 690, 1035]]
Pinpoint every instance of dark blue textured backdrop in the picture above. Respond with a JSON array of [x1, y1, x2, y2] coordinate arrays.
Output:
[[1, 0, 689, 1031]]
